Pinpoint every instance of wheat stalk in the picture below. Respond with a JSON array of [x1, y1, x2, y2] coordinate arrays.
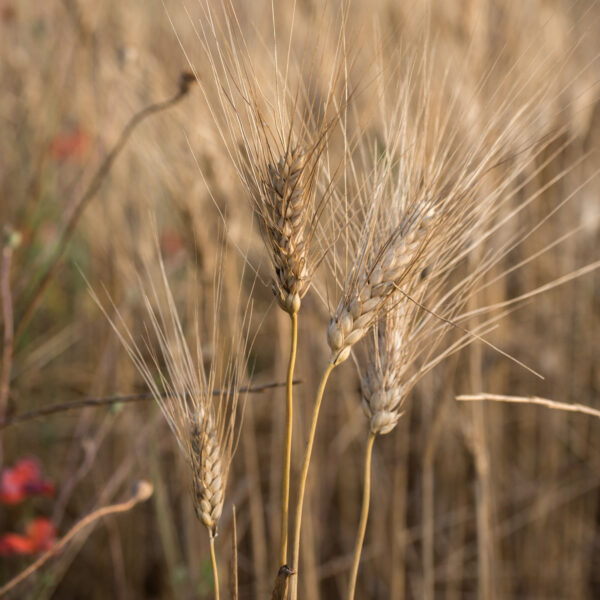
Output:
[[90, 236, 250, 600], [293, 33, 577, 596], [191, 2, 351, 575]]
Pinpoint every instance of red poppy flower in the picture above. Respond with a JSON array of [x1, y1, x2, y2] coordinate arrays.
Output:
[[49, 129, 89, 161], [0, 518, 56, 556], [0, 458, 55, 505]]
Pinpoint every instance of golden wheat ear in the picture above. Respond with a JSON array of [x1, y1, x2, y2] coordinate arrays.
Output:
[[88, 222, 253, 599], [190, 409, 226, 535], [194, 0, 351, 312]]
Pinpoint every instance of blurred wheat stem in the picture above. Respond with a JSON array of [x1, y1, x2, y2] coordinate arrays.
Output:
[[290, 360, 336, 600], [347, 431, 376, 600], [456, 394, 600, 419], [280, 311, 298, 566], [208, 533, 220, 600], [230, 506, 238, 600], [0, 228, 17, 467], [0, 481, 153, 597]]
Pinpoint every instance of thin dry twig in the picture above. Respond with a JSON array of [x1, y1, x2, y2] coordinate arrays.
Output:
[[0, 227, 19, 466], [0, 380, 301, 430], [456, 394, 600, 419], [0, 481, 154, 597], [15, 72, 196, 339]]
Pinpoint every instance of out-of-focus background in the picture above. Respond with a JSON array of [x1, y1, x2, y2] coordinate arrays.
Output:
[[0, 0, 599, 598]]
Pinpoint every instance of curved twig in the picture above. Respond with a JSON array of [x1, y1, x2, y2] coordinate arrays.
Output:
[[0, 481, 154, 597]]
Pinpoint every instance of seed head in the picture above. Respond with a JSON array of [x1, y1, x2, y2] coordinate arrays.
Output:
[[327, 218, 430, 365], [261, 145, 313, 314], [190, 410, 226, 535], [361, 306, 410, 435], [195, 1, 348, 314], [92, 243, 250, 538]]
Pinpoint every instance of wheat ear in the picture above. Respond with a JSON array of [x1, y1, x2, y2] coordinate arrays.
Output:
[[90, 235, 249, 600], [190, 411, 227, 536], [327, 221, 428, 366], [265, 146, 311, 315], [360, 304, 410, 435], [262, 145, 311, 565]]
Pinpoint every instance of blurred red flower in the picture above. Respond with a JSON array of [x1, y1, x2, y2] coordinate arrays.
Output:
[[160, 229, 184, 257], [0, 518, 56, 556], [49, 128, 89, 161], [0, 457, 55, 505]]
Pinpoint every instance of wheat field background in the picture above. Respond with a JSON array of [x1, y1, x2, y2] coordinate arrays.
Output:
[[0, 1, 599, 599]]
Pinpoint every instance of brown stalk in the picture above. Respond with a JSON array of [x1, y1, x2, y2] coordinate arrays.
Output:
[[0, 227, 18, 467], [390, 409, 411, 598], [241, 388, 269, 594], [30, 412, 162, 599], [0, 380, 300, 430], [468, 282, 495, 600], [15, 72, 196, 340], [456, 394, 600, 419], [422, 396, 451, 600]]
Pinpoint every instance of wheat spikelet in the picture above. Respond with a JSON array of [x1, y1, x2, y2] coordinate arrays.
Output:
[[262, 145, 312, 313], [190, 410, 226, 535], [327, 219, 430, 365], [361, 305, 409, 435]]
